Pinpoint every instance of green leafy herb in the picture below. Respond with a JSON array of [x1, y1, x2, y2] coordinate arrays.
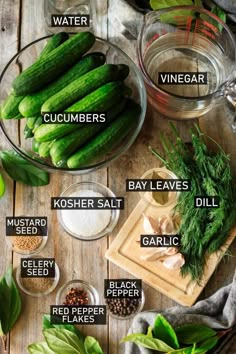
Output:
[[152, 171, 169, 205], [211, 6, 226, 23], [196, 336, 218, 352], [168, 347, 194, 354], [149, 124, 236, 281], [147, 326, 153, 337], [0, 267, 22, 350], [0, 173, 5, 197], [28, 342, 54, 354], [121, 333, 174, 352], [42, 314, 84, 342], [84, 336, 104, 354], [150, 0, 193, 10], [44, 328, 86, 354], [175, 324, 216, 345], [0, 150, 49, 186], [153, 315, 179, 349]]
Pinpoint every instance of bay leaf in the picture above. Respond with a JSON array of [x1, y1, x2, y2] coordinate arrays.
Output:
[[152, 171, 169, 205]]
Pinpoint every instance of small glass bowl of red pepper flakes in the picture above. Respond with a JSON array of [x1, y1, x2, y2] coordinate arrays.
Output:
[[56, 280, 99, 306]]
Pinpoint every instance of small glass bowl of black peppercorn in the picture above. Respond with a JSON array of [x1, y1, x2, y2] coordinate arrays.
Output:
[[105, 290, 145, 320], [56, 280, 99, 306]]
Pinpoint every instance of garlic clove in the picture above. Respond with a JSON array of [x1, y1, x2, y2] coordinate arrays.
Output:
[[162, 253, 185, 270], [140, 247, 168, 261], [143, 214, 159, 234], [164, 247, 179, 256], [160, 215, 175, 235], [172, 213, 181, 232]]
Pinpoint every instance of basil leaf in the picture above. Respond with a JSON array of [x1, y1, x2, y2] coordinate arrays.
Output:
[[121, 333, 174, 352], [175, 324, 216, 345], [168, 347, 195, 354], [147, 326, 153, 338], [196, 336, 218, 352], [84, 336, 104, 354], [150, 0, 193, 10], [0, 150, 49, 186], [0, 267, 21, 335], [153, 315, 179, 349], [0, 173, 5, 197], [44, 328, 86, 354], [42, 314, 84, 342], [28, 341, 54, 354]]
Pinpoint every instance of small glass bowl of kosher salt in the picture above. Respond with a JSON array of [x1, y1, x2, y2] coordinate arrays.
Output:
[[57, 182, 120, 241]]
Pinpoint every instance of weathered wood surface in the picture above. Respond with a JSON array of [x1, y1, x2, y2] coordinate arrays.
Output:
[[0, 1, 235, 354]]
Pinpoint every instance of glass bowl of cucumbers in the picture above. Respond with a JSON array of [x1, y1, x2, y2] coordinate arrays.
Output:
[[0, 32, 146, 174]]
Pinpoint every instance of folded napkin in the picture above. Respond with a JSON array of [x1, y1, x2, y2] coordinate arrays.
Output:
[[125, 270, 236, 354]]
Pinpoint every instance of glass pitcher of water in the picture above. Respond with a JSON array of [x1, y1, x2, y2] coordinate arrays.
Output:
[[137, 6, 236, 125], [44, 0, 95, 33]]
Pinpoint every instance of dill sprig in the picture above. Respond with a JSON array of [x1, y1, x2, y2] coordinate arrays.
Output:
[[149, 124, 236, 282]]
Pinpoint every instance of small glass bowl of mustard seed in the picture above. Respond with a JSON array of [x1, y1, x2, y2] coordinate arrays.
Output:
[[56, 280, 99, 306], [16, 260, 60, 297], [105, 290, 145, 320]]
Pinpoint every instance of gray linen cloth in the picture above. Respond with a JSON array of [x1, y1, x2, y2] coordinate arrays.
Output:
[[125, 270, 236, 354]]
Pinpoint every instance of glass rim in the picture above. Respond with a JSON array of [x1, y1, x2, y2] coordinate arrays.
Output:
[[56, 279, 100, 305], [137, 5, 236, 101], [0, 34, 147, 174]]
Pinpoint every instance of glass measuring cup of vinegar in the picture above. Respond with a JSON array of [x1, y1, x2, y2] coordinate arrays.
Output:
[[137, 6, 236, 123]]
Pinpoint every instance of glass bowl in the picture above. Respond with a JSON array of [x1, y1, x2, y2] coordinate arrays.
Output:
[[0, 35, 147, 175], [16, 258, 60, 297], [56, 280, 99, 305], [105, 289, 145, 320], [57, 181, 120, 241], [6, 234, 48, 256], [140, 167, 179, 208]]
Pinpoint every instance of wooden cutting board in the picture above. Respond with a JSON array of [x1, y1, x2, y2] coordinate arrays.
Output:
[[105, 197, 236, 306]]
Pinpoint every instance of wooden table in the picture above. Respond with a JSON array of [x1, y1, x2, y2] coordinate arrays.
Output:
[[0, 1, 235, 353]]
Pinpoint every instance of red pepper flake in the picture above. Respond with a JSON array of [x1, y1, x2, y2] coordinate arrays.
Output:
[[63, 287, 89, 306]]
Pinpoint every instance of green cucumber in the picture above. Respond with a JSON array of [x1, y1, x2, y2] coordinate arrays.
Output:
[[38, 32, 69, 59], [42, 64, 129, 113], [1, 33, 68, 120], [13, 32, 95, 95], [32, 117, 43, 133], [27, 117, 38, 129], [38, 140, 55, 158], [34, 81, 127, 143], [67, 101, 140, 169], [19, 52, 105, 117], [50, 98, 127, 167], [32, 138, 41, 154], [1, 94, 24, 119], [24, 124, 34, 139]]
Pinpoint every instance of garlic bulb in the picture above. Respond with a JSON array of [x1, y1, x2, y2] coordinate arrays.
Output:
[[143, 214, 159, 234], [162, 253, 185, 270]]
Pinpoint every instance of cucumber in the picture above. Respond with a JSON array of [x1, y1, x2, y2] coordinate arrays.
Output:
[[38, 140, 55, 158], [26, 117, 38, 129], [67, 101, 140, 168], [34, 81, 126, 143], [50, 98, 127, 167], [19, 52, 105, 117], [13, 32, 95, 95], [38, 32, 69, 59], [24, 124, 34, 139], [32, 116, 43, 133], [42, 64, 129, 113], [32, 138, 41, 154], [1, 33, 68, 120], [1, 94, 24, 119]]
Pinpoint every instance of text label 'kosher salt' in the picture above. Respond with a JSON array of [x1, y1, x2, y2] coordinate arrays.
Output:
[[104, 279, 142, 298], [126, 179, 191, 192], [50, 306, 106, 325], [6, 217, 47, 236], [51, 197, 124, 210], [21, 258, 55, 278]]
